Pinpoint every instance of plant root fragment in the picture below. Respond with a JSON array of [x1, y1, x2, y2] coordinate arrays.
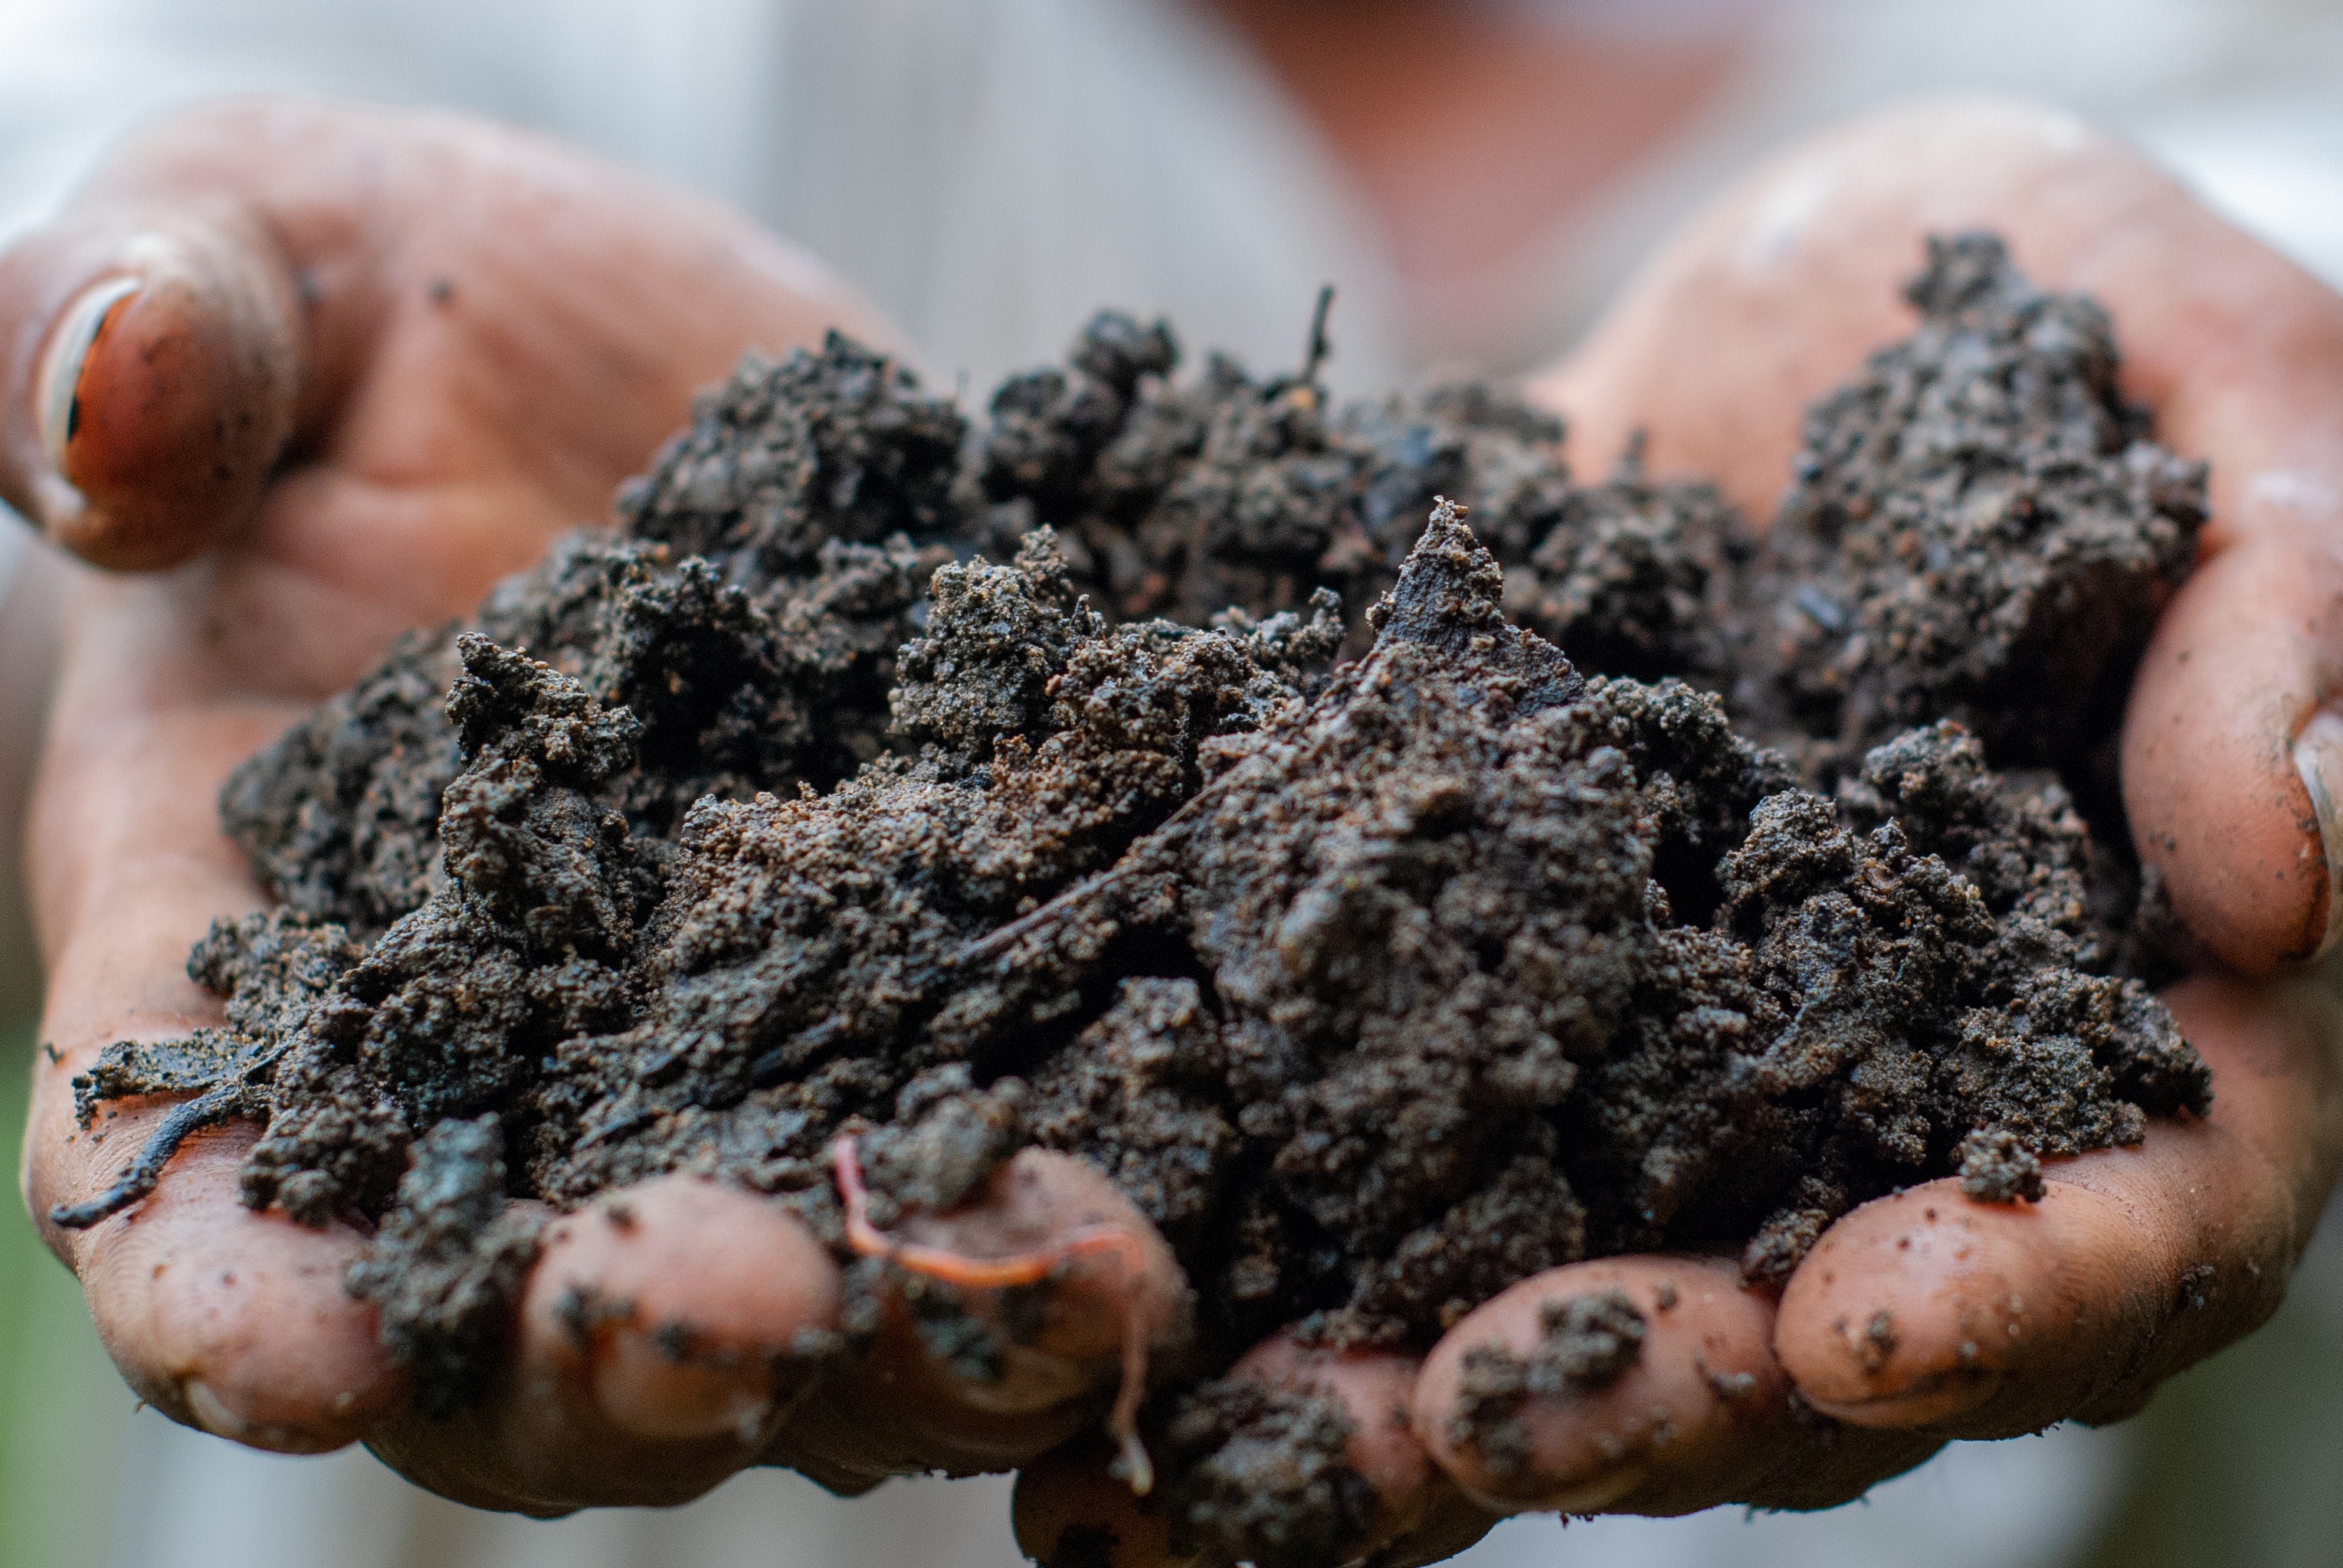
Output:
[[51, 1083, 252, 1229]]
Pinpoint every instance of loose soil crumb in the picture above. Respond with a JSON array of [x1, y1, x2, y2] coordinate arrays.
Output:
[[1757, 234, 2205, 784], [67, 235, 2214, 1550], [1163, 1375, 1373, 1568], [1863, 1309, 1901, 1372], [1958, 1127, 2048, 1204]]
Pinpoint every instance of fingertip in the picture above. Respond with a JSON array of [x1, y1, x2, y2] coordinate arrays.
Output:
[[364, 1178, 841, 1513], [1234, 1337, 1440, 1536], [1014, 1439, 1189, 1568], [522, 1175, 842, 1443], [5, 218, 302, 571], [70, 1126, 404, 1452], [1779, 1059, 2307, 1442], [1163, 1334, 1471, 1568], [889, 1148, 1191, 1361], [2123, 544, 2337, 972], [1774, 1180, 2082, 1431], [805, 1147, 1189, 1478], [1414, 1259, 1784, 1516]]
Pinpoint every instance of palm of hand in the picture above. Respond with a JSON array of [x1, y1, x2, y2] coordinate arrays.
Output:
[[11, 102, 909, 1507]]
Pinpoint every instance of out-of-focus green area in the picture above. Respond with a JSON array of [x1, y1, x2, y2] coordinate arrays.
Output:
[[0, 1023, 130, 1568], [2082, 1208, 2343, 1568]]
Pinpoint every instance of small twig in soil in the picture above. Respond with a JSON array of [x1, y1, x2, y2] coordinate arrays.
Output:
[[949, 760, 1245, 977], [831, 1135, 1158, 1494], [1301, 284, 1335, 385]]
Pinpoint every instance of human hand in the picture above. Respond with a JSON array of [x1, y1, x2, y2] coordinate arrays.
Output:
[[22, 90, 2343, 1559], [1014, 99, 2343, 1564], [5, 96, 1190, 1514]]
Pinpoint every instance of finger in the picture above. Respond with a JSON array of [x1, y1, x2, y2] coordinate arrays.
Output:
[[1536, 96, 2343, 971], [365, 1174, 841, 1514], [1014, 1438, 1188, 1568], [1013, 1428, 1498, 1568], [0, 213, 300, 569], [533, 1175, 841, 1444], [18, 696, 402, 1452], [1776, 962, 2343, 1435], [1417, 1260, 1768, 1514], [1, 94, 890, 578], [1412, 1257, 1939, 1520], [1227, 1337, 1463, 1552], [775, 1147, 1191, 1492], [1048, 1331, 1496, 1568], [40, 1115, 403, 1453]]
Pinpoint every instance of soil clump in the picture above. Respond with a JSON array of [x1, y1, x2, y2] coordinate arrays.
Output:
[[61, 234, 2213, 1556]]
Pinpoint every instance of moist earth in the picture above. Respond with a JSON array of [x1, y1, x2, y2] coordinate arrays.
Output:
[[64, 234, 2212, 1556]]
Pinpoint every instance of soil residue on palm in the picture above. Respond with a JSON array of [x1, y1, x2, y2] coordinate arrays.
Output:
[[64, 235, 2211, 1551]]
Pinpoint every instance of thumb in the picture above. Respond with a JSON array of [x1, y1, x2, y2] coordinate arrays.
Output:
[[2, 207, 303, 571], [1, 96, 896, 583]]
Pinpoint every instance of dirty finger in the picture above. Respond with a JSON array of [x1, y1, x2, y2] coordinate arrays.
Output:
[[1040, 1333, 1496, 1568], [775, 1145, 1191, 1494], [1776, 966, 2343, 1435], [367, 1172, 841, 1513], [1412, 1256, 1932, 1518]]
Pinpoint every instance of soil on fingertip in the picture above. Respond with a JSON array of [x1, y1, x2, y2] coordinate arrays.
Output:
[[1445, 1288, 1647, 1489], [67, 234, 2212, 1555]]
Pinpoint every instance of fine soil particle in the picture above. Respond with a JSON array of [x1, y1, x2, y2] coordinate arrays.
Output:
[[1447, 1289, 1647, 1485], [345, 1115, 546, 1418], [1863, 1309, 1901, 1370], [67, 234, 2214, 1551], [1958, 1126, 2049, 1204]]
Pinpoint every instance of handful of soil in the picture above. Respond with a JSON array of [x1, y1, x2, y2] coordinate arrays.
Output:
[[61, 235, 2211, 1545]]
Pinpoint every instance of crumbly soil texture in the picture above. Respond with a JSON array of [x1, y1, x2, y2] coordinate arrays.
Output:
[[68, 235, 2212, 1538]]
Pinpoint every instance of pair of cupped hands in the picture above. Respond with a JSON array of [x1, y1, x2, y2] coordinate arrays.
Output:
[[10, 92, 2343, 1566]]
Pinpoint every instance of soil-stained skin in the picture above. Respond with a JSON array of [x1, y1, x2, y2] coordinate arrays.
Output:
[[65, 234, 2212, 1550], [1443, 1289, 1647, 1489]]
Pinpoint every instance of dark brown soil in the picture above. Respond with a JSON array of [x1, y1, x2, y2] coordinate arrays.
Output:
[[61, 234, 2212, 1555], [1163, 1376, 1375, 1568]]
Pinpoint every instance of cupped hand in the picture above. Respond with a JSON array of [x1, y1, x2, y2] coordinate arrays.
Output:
[[20, 90, 2343, 1561], [5, 97, 1191, 1514], [1017, 100, 2343, 1566]]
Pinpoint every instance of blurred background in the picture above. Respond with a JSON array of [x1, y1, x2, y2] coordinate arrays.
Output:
[[8, 0, 2343, 1563]]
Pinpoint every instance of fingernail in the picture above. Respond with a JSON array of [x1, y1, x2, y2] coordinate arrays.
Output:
[[2292, 709, 2343, 958], [180, 1377, 240, 1435], [182, 1377, 307, 1451], [34, 276, 139, 476], [1799, 1370, 2004, 1429], [1535, 1461, 1650, 1514]]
